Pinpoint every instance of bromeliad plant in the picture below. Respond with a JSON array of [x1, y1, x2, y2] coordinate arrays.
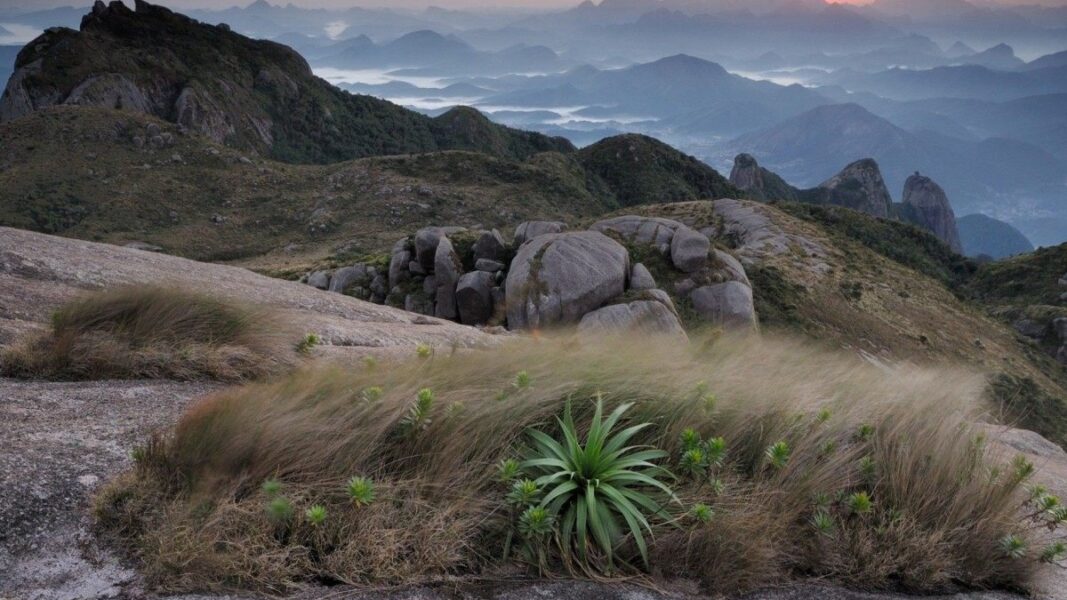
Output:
[[520, 396, 676, 571]]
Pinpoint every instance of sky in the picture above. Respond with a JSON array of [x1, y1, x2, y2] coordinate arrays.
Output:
[[3, 0, 1067, 11]]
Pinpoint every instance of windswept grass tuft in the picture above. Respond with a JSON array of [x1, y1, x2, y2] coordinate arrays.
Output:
[[96, 333, 1055, 593], [1, 285, 296, 381]]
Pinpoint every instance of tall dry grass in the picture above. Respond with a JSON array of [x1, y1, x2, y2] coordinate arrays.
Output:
[[96, 332, 1048, 593], [1, 285, 296, 381]]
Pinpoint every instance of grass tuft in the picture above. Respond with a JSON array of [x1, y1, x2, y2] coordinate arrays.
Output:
[[1, 285, 296, 381]]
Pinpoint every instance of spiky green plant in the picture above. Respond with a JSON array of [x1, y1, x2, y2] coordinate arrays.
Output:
[[508, 479, 541, 506], [1041, 541, 1067, 563], [811, 510, 834, 535], [261, 478, 282, 497], [498, 458, 522, 483], [416, 343, 433, 359], [856, 423, 875, 441], [267, 497, 293, 523], [305, 505, 327, 526], [690, 503, 714, 524], [514, 371, 531, 389], [362, 355, 378, 370], [765, 441, 790, 470], [295, 333, 320, 355], [859, 456, 877, 482], [520, 397, 675, 569], [400, 388, 434, 432], [346, 476, 375, 506], [1000, 534, 1027, 559], [816, 408, 832, 423], [680, 428, 701, 450], [361, 386, 383, 404], [847, 492, 873, 515], [680, 447, 707, 477], [705, 436, 726, 466], [519, 505, 554, 538]]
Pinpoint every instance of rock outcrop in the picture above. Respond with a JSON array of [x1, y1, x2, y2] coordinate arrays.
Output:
[[728, 153, 799, 202], [302, 212, 761, 335], [899, 173, 963, 253], [809, 159, 893, 219]]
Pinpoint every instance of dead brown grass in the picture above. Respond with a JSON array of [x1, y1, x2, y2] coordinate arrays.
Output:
[[0, 285, 296, 381], [96, 333, 1051, 594]]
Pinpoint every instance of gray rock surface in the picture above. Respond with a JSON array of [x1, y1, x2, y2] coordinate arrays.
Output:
[[415, 226, 466, 271], [671, 226, 710, 273], [1013, 319, 1047, 339], [630, 263, 657, 291], [456, 271, 495, 326], [710, 199, 829, 276], [514, 221, 566, 246], [506, 231, 629, 330], [329, 265, 371, 293], [473, 229, 507, 262], [476, 258, 506, 273], [590, 216, 681, 254], [901, 173, 963, 253], [713, 250, 751, 286], [578, 301, 687, 340], [814, 158, 893, 219], [434, 236, 463, 320], [691, 282, 757, 330], [1056, 318, 1067, 341], [307, 271, 331, 290]]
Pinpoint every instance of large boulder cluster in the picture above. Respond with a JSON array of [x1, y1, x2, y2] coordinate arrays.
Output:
[[303, 215, 759, 338]]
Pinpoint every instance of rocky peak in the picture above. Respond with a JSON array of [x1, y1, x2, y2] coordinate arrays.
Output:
[[900, 172, 963, 253], [729, 153, 799, 202], [814, 158, 893, 219]]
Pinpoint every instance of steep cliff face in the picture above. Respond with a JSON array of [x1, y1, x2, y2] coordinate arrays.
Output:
[[806, 158, 893, 219], [0, 1, 572, 164], [898, 173, 963, 254], [728, 153, 799, 202]]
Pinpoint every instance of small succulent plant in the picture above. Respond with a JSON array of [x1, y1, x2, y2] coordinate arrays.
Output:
[[765, 441, 790, 470], [262, 478, 282, 497], [347, 476, 376, 506], [305, 505, 327, 526], [691, 503, 714, 523]]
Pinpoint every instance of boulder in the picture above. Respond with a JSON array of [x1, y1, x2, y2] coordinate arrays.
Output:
[[456, 271, 495, 325], [434, 237, 463, 320], [901, 173, 963, 253], [506, 231, 629, 330], [1058, 346, 1067, 366], [415, 226, 466, 271], [307, 271, 330, 290], [123, 241, 163, 253], [643, 289, 677, 314], [691, 282, 757, 330], [513, 221, 566, 246], [389, 250, 412, 290], [671, 226, 710, 273], [476, 258, 505, 273], [630, 263, 657, 291], [713, 250, 750, 286], [1013, 319, 1046, 339], [1060, 273, 1067, 288], [578, 301, 687, 340], [473, 229, 507, 262], [369, 273, 388, 303], [590, 216, 681, 254], [1055, 317, 1067, 342], [329, 265, 371, 293]]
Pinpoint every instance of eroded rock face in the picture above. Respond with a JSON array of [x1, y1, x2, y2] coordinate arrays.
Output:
[[472, 229, 506, 262], [728, 153, 799, 202], [307, 271, 331, 290], [691, 282, 757, 330], [513, 221, 566, 246], [578, 301, 687, 340], [671, 226, 710, 273], [901, 173, 963, 253], [590, 216, 681, 254], [813, 159, 892, 219], [456, 271, 495, 326], [630, 263, 657, 291], [506, 231, 628, 330], [434, 237, 463, 320], [329, 265, 373, 294]]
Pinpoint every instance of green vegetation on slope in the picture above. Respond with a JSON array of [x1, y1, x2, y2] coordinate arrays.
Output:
[[963, 243, 1067, 306], [577, 134, 740, 207], [97, 335, 1055, 593]]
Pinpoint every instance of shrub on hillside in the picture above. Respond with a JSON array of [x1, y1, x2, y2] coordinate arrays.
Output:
[[95, 333, 1060, 593], [1, 285, 295, 381]]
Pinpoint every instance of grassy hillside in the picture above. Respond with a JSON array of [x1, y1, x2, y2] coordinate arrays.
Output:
[[578, 134, 740, 207], [4, 1, 573, 164], [963, 243, 1067, 306]]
